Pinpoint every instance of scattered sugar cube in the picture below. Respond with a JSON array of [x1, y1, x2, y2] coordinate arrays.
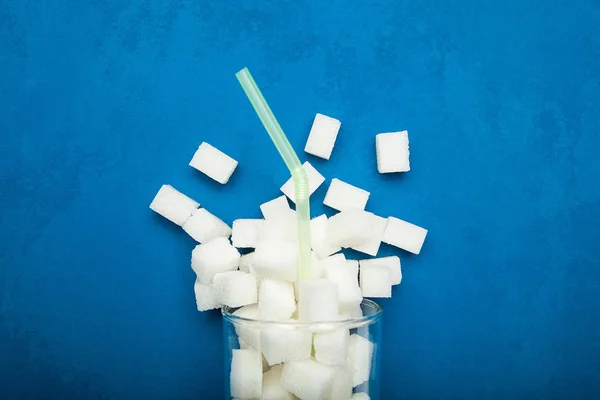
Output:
[[280, 359, 335, 400], [182, 208, 231, 243], [323, 178, 370, 212], [258, 279, 296, 320], [359, 256, 402, 285], [347, 334, 374, 387], [231, 219, 264, 248], [238, 252, 254, 273], [230, 349, 262, 399], [261, 325, 312, 366], [327, 209, 375, 249], [314, 328, 350, 366], [376, 131, 410, 173], [233, 305, 261, 350], [213, 271, 258, 308], [259, 195, 290, 220], [298, 279, 339, 322], [258, 209, 297, 243], [351, 214, 387, 256], [149, 185, 199, 226], [189, 142, 238, 184], [352, 393, 371, 399], [304, 113, 341, 160], [382, 216, 428, 254], [359, 264, 392, 298], [193, 279, 220, 311], [329, 366, 354, 399], [252, 240, 298, 282], [262, 365, 295, 400], [191, 237, 240, 284], [311, 214, 342, 259], [323, 256, 362, 308], [280, 161, 325, 203]]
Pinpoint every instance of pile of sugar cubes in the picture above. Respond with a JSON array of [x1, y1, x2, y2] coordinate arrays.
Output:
[[150, 113, 427, 399]]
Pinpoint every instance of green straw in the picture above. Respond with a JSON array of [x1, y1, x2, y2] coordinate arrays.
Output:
[[236, 67, 312, 281]]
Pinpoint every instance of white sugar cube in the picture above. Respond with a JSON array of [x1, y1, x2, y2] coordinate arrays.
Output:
[[189, 142, 238, 184], [191, 237, 240, 284], [304, 113, 341, 160], [262, 365, 295, 400], [351, 214, 387, 256], [328, 209, 375, 249], [298, 279, 339, 322], [323, 178, 370, 212], [261, 325, 312, 366], [258, 209, 297, 243], [231, 219, 264, 248], [258, 279, 296, 320], [259, 195, 290, 220], [252, 240, 298, 282], [182, 208, 231, 243], [233, 305, 261, 350], [213, 271, 257, 308], [238, 252, 254, 273], [314, 328, 350, 366], [352, 393, 371, 399], [360, 264, 392, 298], [359, 256, 402, 285], [382, 216, 428, 254], [311, 214, 342, 259], [323, 256, 362, 308], [280, 161, 325, 203], [280, 359, 335, 400], [329, 366, 353, 399], [193, 279, 220, 311], [339, 303, 363, 319], [149, 185, 199, 226], [347, 334, 374, 387], [230, 349, 262, 399], [376, 131, 410, 173]]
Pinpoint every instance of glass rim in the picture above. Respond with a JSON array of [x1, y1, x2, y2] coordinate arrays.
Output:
[[221, 298, 382, 328]]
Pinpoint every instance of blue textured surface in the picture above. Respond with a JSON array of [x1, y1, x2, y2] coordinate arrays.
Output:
[[1, 0, 599, 399]]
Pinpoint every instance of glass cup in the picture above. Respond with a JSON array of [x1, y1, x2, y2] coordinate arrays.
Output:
[[222, 299, 383, 400]]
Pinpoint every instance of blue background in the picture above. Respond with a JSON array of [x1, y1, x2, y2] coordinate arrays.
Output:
[[1, 0, 599, 399]]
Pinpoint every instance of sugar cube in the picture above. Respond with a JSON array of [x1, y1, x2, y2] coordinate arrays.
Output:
[[339, 303, 363, 319], [233, 305, 261, 350], [311, 214, 342, 259], [258, 209, 297, 243], [280, 359, 335, 400], [359, 256, 402, 285], [189, 142, 238, 184], [258, 279, 296, 320], [213, 271, 257, 308], [329, 366, 353, 399], [149, 185, 199, 226], [323, 256, 362, 308], [261, 325, 312, 365], [359, 264, 392, 298], [382, 216, 428, 254], [280, 161, 325, 203], [193, 279, 220, 311], [376, 131, 410, 173], [262, 365, 295, 400], [314, 328, 350, 366], [323, 178, 370, 212], [298, 279, 339, 322], [352, 393, 371, 399], [259, 195, 290, 220], [230, 349, 262, 399], [327, 209, 375, 248], [347, 334, 374, 387], [304, 113, 341, 160], [351, 214, 387, 256], [191, 237, 240, 284], [231, 219, 264, 248], [252, 240, 298, 282], [182, 208, 231, 243], [238, 252, 254, 273]]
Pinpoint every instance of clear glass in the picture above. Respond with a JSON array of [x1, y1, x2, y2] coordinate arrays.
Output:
[[222, 299, 383, 400]]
